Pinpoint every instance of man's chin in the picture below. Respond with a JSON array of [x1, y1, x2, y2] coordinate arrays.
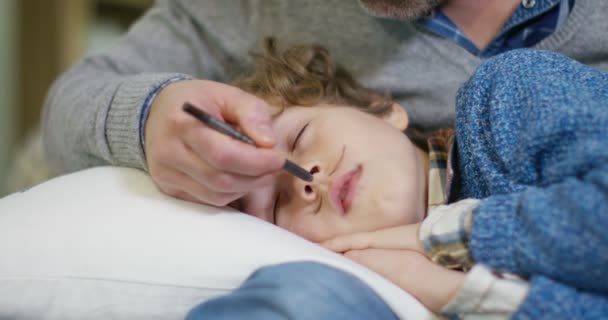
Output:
[[358, 0, 444, 20]]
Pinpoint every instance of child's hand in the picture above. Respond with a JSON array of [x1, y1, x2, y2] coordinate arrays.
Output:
[[345, 248, 465, 313], [321, 223, 424, 254]]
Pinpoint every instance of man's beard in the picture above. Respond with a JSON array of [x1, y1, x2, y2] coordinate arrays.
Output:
[[358, 0, 444, 19]]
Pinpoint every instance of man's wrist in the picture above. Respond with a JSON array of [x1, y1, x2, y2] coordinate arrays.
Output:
[[105, 73, 193, 170], [139, 76, 192, 158]]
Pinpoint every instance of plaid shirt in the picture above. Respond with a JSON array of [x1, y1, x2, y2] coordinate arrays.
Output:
[[423, 129, 475, 269], [417, 0, 575, 58], [421, 131, 529, 319]]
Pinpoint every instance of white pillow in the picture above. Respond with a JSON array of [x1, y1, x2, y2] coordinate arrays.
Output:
[[0, 167, 432, 320]]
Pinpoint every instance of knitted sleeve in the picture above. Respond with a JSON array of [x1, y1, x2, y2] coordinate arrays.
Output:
[[455, 49, 608, 317], [42, 0, 219, 173], [513, 276, 608, 319]]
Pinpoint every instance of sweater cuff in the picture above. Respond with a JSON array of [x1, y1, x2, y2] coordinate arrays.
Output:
[[105, 73, 193, 170], [139, 76, 191, 159], [468, 194, 520, 272], [441, 264, 529, 319]]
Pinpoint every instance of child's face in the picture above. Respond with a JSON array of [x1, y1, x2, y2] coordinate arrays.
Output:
[[240, 104, 428, 242]]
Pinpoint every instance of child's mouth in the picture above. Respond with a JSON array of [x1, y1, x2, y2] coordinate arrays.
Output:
[[330, 165, 362, 215]]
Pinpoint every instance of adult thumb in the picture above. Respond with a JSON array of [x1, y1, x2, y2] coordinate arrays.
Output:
[[220, 89, 277, 148]]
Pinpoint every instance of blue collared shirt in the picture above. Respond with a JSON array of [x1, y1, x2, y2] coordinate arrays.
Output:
[[417, 0, 575, 58]]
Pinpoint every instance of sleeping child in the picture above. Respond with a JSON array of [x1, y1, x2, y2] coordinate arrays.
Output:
[[195, 38, 608, 319]]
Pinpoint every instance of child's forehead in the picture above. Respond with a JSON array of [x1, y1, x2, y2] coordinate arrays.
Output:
[[271, 103, 345, 117], [270, 104, 369, 136], [271, 105, 312, 124], [270, 105, 326, 133]]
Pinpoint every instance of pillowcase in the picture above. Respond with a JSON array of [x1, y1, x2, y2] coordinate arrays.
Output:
[[0, 167, 432, 319]]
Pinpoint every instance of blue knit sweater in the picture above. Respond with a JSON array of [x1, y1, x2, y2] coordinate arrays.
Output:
[[453, 50, 608, 319]]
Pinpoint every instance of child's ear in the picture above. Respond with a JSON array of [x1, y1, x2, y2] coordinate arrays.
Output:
[[382, 103, 409, 131]]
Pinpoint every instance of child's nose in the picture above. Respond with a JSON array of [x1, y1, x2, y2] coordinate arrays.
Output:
[[293, 163, 325, 201]]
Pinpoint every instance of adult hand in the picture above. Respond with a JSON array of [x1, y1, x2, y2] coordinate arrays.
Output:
[[344, 249, 465, 313], [322, 223, 424, 255], [144, 80, 284, 206]]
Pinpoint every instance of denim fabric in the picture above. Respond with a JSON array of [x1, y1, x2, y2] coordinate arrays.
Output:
[[186, 261, 398, 320]]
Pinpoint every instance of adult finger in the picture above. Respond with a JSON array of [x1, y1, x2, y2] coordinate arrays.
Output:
[[184, 125, 284, 176], [218, 88, 277, 148], [177, 146, 278, 193], [164, 188, 203, 204]]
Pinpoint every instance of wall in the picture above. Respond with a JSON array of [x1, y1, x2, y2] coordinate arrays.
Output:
[[0, 0, 17, 195], [0, 0, 151, 196]]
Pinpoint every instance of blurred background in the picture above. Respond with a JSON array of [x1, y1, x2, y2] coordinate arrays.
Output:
[[0, 0, 152, 196]]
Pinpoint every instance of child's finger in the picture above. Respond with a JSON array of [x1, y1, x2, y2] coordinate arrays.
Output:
[[321, 232, 374, 253], [322, 223, 424, 253], [368, 224, 422, 252]]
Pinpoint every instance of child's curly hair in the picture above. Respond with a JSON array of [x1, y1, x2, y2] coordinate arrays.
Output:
[[233, 38, 394, 116]]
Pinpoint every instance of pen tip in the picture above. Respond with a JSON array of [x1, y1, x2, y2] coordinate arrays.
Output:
[[283, 160, 313, 182]]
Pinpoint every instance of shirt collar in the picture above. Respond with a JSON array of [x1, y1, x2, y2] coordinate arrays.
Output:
[[415, 0, 571, 58]]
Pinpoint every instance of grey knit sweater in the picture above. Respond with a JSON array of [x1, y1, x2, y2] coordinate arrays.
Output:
[[42, 0, 608, 174]]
